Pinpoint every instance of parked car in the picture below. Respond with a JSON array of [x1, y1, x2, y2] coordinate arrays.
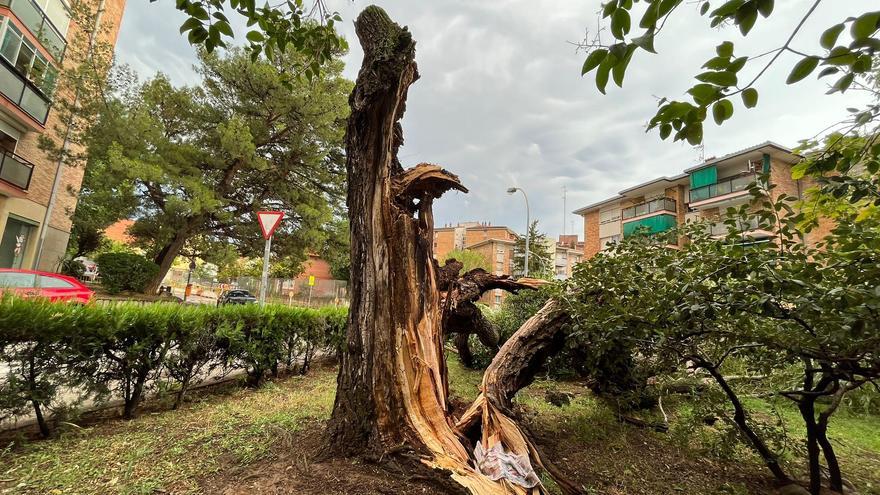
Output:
[[0, 269, 95, 303], [217, 289, 257, 306]]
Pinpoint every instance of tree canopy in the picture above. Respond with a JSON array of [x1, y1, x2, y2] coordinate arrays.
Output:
[[80, 48, 352, 291]]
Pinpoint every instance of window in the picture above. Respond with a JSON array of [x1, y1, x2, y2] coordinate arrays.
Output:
[[39, 275, 72, 288], [0, 271, 35, 287], [494, 295, 502, 305], [0, 19, 57, 96]]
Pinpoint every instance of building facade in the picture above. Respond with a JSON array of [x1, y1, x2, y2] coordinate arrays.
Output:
[[575, 142, 822, 259], [433, 221, 519, 308], [551, 234, 584, 280], [0, 0, 126, 271]]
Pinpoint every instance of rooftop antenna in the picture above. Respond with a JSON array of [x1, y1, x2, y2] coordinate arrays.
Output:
[[695, 143, 706, 163], [562, 185, 567, 236]]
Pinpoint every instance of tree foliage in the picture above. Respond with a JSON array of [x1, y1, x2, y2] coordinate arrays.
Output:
[[441, 248, 490, 274], [512, 220, 554, 278], [80, 49, 352, 292], [563, 181, 880, 494]]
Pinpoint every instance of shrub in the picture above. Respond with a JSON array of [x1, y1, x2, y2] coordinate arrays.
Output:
[[0, 297, 348, 428], [95, 253, 160, 294], [58, 257, 86, 279]]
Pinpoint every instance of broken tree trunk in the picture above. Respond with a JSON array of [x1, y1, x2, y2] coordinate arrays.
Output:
[[440, 262, 542, 367], [327, 7, 580, 494]]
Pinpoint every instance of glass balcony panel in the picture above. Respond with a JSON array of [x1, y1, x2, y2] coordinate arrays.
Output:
[[0, 59, 24, 100], [0, 150, 33, 189], [43, 0, 69, 37], [20, 85, 47, 120], [10, 0, 43, 38], [635, 203, 648, 216]]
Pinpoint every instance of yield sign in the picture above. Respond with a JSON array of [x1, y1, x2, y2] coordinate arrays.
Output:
[[257, 211, 284, 240]]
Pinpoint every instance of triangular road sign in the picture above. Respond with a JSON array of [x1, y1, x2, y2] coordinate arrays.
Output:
[[257, 211, 284, 240]]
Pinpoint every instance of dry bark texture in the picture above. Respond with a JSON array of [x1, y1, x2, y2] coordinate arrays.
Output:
[[328, 6, 580, 494]]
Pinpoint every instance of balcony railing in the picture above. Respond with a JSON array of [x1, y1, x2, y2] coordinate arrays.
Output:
[[0, 0, 67, 60], [690, 173, 756, 203], [622, 197, 677, 220], [0, 55, 50, 123], [0, 148, 34, 189], [707, 217, 761, 236]]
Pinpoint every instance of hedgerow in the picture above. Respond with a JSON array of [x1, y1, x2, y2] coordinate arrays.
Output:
[[0, 298, 346, 436]]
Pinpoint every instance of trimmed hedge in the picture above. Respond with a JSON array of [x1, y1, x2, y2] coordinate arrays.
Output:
[[94, 253, 160, 294], [0, 297, 347, 435]]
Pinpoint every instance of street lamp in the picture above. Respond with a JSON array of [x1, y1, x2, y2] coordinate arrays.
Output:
[[507, 187, 530, 277]]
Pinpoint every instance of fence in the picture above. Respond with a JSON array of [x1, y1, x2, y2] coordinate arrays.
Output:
[[163, 268, 349, 307]]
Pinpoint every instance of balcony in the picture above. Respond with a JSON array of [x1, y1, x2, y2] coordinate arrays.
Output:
[[0, 55, 50, 123], [621, 197, 676, 220], [622, 213, 677, 237], [0, 148, 34, 189], [689, 173, 756, 203], [0, 0, 67, 60]]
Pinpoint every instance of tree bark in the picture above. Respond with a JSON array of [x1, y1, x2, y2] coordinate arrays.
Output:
[[145, 228, 191, 294], [698, 361, 791, 484], [328, 8, 581, 493]]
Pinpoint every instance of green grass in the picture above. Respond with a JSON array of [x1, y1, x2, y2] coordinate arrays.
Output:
[[2, 357, 878, 495], [0, 370, 337, 495]]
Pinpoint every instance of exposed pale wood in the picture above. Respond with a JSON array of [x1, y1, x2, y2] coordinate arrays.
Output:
[[328, 7, 581, 494]]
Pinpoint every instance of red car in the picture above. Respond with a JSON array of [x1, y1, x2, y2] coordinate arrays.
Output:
[[0, 268, 94, 304]]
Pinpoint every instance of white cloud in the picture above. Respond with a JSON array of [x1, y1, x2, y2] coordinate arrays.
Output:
[[114, 0, 876, 240]]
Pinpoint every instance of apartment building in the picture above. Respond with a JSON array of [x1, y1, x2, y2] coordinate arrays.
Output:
[[575, 142, 816, 259], [0, 0, 126, 270], [434, 221, 519, 308], [552, 234, 584, 280]]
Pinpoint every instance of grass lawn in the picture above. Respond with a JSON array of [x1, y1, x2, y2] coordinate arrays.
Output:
[[1, 358, 878, 494]]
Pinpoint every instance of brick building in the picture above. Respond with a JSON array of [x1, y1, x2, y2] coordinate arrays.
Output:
[[575, 142, 827, 259], [433, 221, 519, 308], [0, 0, 126, 270]]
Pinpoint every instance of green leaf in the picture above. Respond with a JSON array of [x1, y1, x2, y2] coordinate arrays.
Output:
[[824, 46, 856, 66], [602, 1, 617, 19], [728, 56, 747, 73], [639, 3, 659, 28], [741, 88, 758, 108], [685, 122, 703, 145], [711, 0, 743, 18], [596, 59, 612, 94], [791, 160, 808, 180], [688, 83, 718, 104], [817, 66, 839, 78], [711, 99, 733, 125], [179, 17, 202, 34], [631, 32, 656, 53], [246, 30, 265, 42], [659, 123, 672, 139], [756, 0, 773, 17], [820, 23, 844, 49], [700, 2, 710, 16], [611, 8, 631, 40], [612, 45, 637, 87], [215, 21, 234, 37], [702, 56, 730, 70], [716, 41, 734, 57], [582, 49, 608, 75], [786, 56, 819, 84], [827, 73, 855, 94], [695, 70, 737, 86], [851, 11, 880, 40], [735, 3, 758, 36]]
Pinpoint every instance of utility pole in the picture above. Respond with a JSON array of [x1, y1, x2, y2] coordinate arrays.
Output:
[[562, 185, 567, 236]]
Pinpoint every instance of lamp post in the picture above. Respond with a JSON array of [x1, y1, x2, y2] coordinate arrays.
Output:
[[184, 258, 196, 302], [507, 187, 530, 277]]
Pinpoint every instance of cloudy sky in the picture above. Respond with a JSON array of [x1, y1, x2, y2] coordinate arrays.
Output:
[[115, 0, 874, 240]]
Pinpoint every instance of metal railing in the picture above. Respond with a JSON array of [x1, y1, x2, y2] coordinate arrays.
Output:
[[0, 148, 33, 189], [621, 197, 677, 220], [690, 173, 756, 203], [0, 0, 67, 60], [0, 55, 50, 123]]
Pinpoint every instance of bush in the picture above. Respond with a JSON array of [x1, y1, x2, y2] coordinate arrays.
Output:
[[0, 297, 348, 430], [94, 253, 160, 294], [58, 257, 85, 279]]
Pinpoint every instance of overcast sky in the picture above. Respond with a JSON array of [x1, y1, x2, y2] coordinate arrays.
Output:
[[115, 1, 874, 240]]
